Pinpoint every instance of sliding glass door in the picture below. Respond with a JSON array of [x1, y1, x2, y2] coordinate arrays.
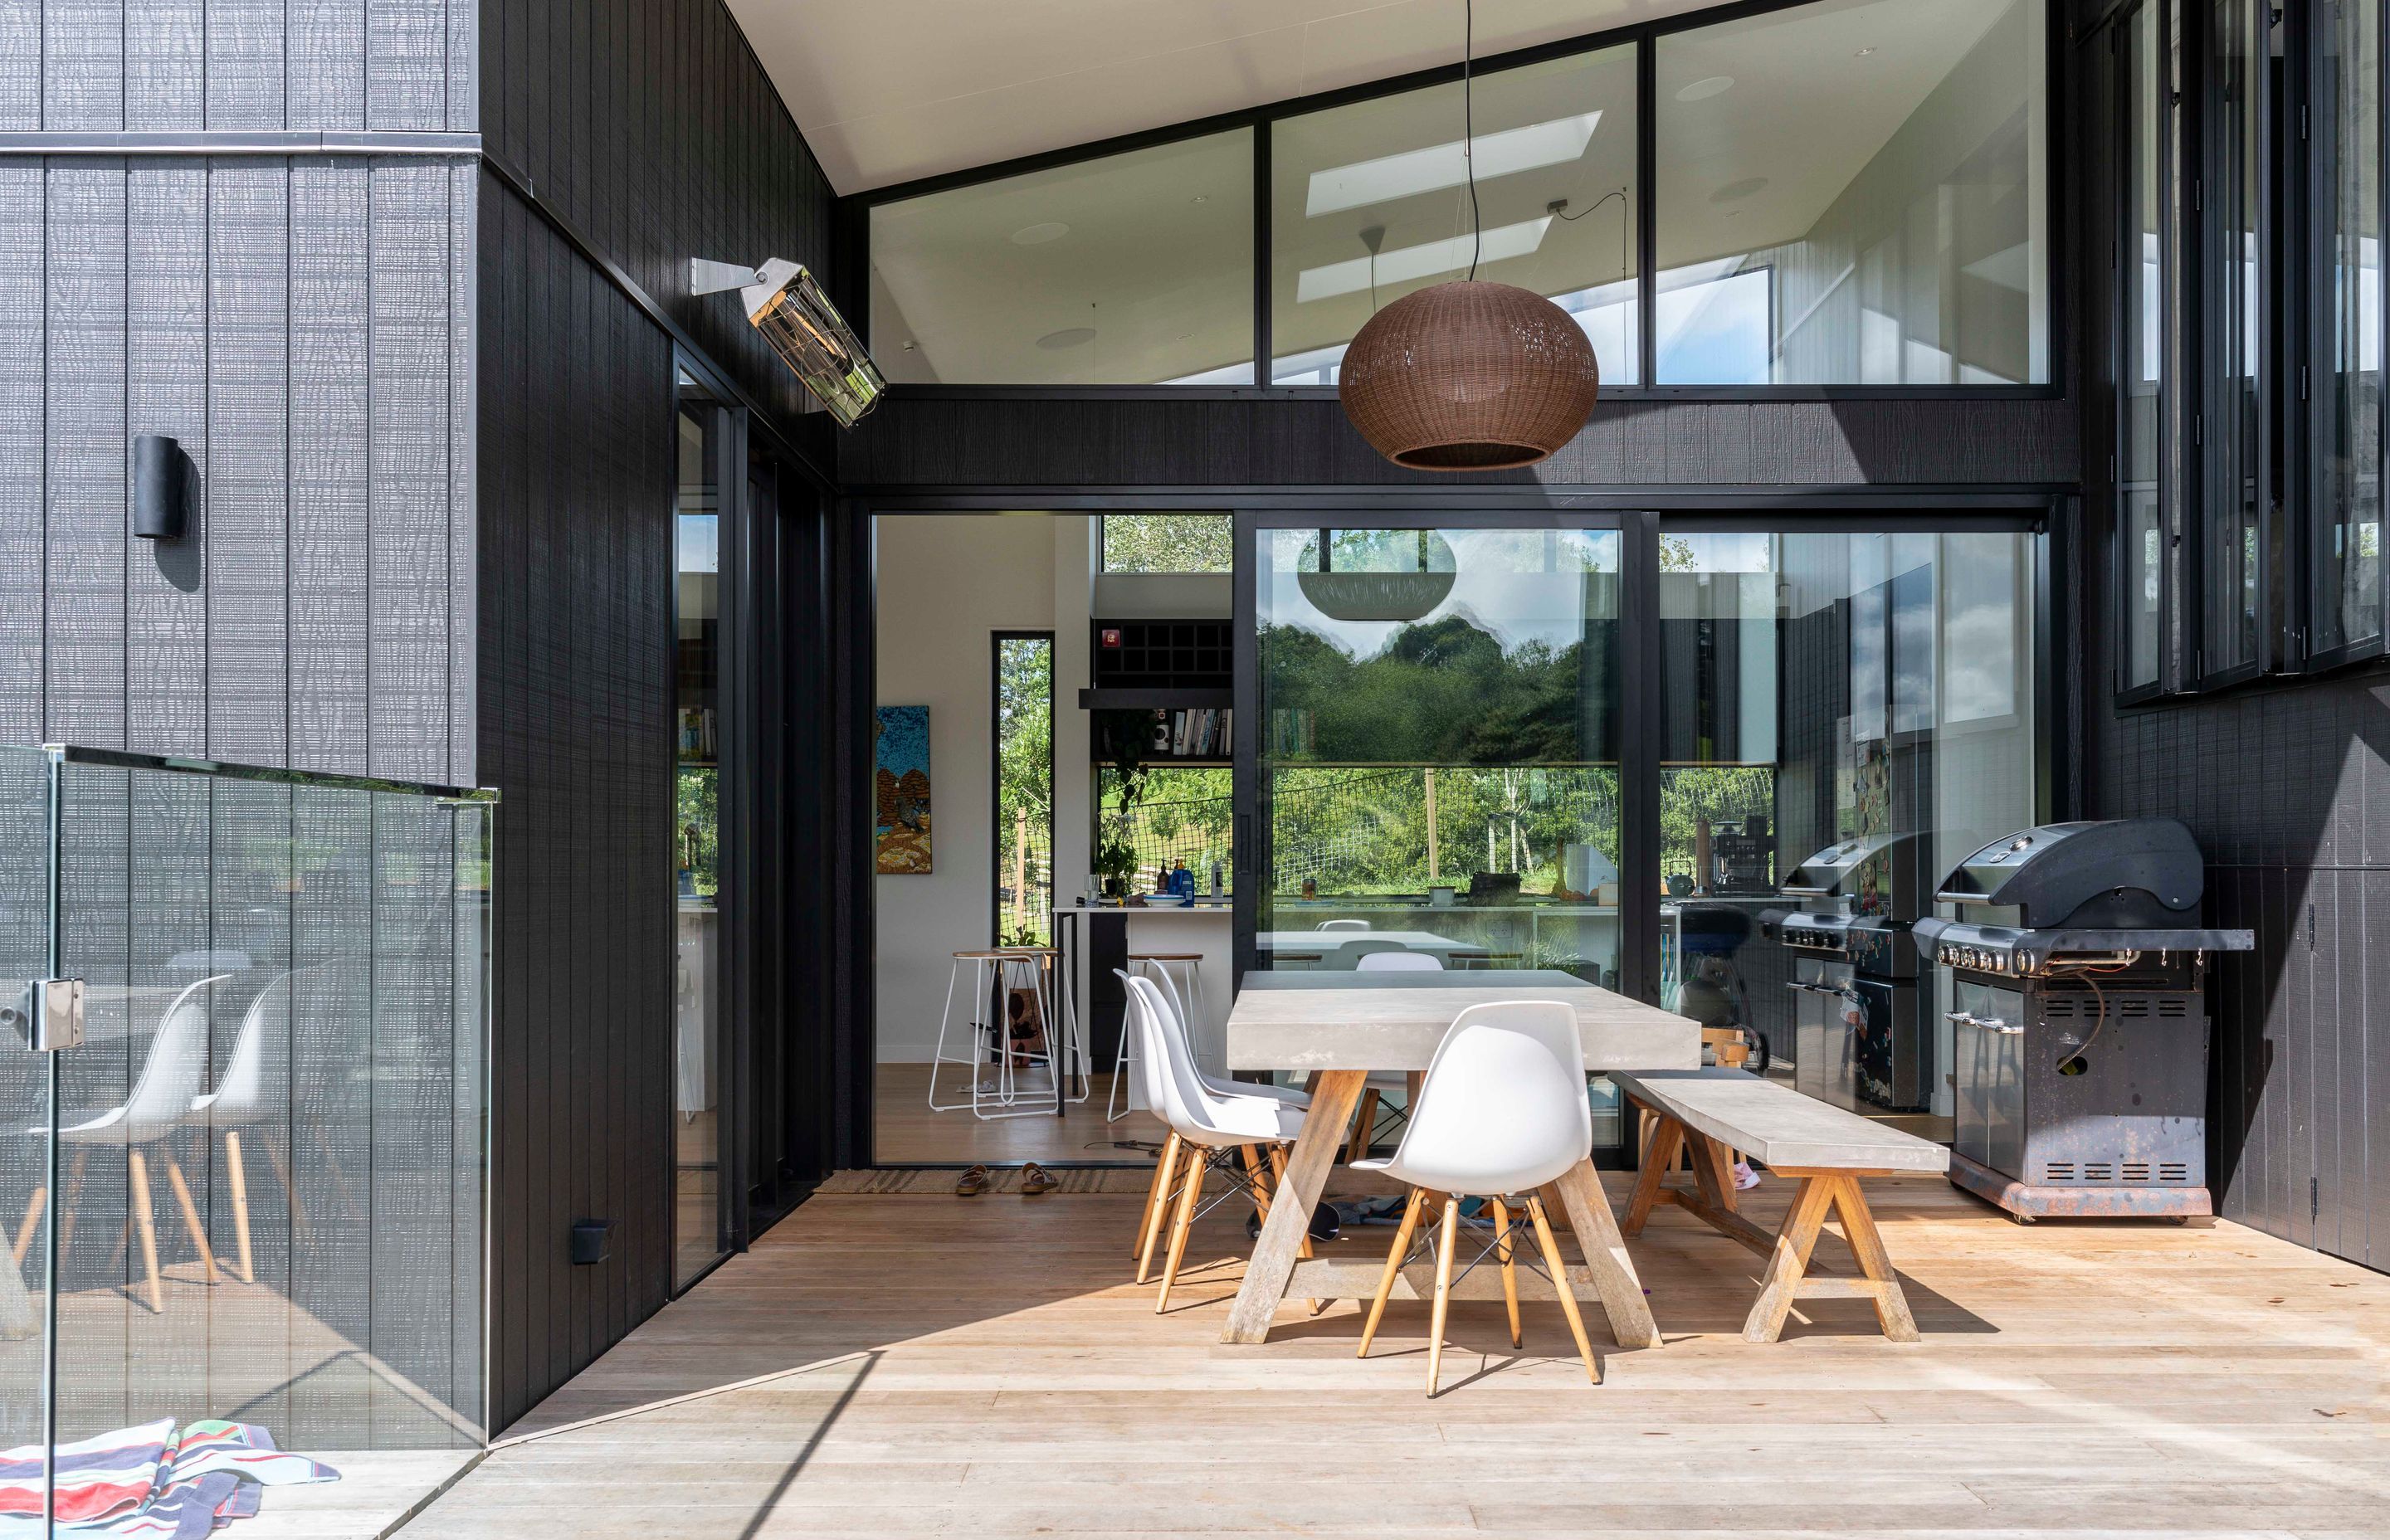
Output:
[[674, 373, 734, 1287], [1243, 519, 1625, 988]]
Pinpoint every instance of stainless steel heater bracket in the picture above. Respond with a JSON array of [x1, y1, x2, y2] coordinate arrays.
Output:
[[690, 258, 764, 296]]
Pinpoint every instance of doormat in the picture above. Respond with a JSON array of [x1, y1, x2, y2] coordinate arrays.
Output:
[[816, 1167, 1158, 1196]]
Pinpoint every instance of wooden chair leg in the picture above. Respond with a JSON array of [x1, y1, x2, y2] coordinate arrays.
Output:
[[126, 1149, 164, 1314], [1239, 1144, 1271, 1230], [263, 1139, 309, 1239], [1138, 1136, 1183, 1284], [1487, 1196, 1523, 1348], [1744, 1175, 1835, 1343], [1155, 1144, 1207, 1313], [1622, 1114, 1684, 1237], [222, 1131, 255, 1285], [1525, 1194, 1598, 1384], [1134, 1131, 1181, 1262], [10, 1187, 43, 1268], [1346, 1089, 1379, 1162], [1357, 1187, 1428, 1358], [1828, 1176, 1919, 1342], [1425, 1195, 1460, 1396], [163, 1159, 220, 1285]]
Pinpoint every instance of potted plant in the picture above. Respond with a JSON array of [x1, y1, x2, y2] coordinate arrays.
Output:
[[1095, 710, 1153, 902]]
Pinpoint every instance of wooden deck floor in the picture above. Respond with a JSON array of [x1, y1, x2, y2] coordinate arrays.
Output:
[[411, 1171, 2390, 1538]]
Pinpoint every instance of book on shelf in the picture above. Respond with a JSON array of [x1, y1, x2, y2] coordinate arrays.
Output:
[[676, 706, 717, 762]]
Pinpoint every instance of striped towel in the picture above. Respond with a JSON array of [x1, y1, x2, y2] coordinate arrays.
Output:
[[0, 1418, 339, 1535]]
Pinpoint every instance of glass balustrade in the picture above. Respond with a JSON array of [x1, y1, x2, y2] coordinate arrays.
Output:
[[0, 745, 492, 1526]]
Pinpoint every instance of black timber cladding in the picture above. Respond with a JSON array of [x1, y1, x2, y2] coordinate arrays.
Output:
[[476, 0, 846, 1429], [836, 395, 2082, 491], [480, 0, 840, 459], [478, 177, 677, 1431]]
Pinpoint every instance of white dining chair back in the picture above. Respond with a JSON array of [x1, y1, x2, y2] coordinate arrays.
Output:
[[193, 970, 291, 1123], [1123, 975, 1304, 1147], [1368, 1001, 1589, 1197], [1139, 967, 1307, 1109], [63, 974, 230, 1148], [1126, 972, 1184, 1130], [1315, 919, 1369, 931], [1355, 950, 1441, 972]]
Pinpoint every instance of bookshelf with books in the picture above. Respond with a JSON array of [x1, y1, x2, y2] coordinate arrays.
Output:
[[1092, 705, 1233, 766]]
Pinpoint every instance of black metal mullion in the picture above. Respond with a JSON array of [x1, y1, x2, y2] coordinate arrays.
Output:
[[1231, 510, 1261, 987], [1253, 121, 1271, 387], [1636, 36, 1658, 389], [1618, 511, 1660, 1004]]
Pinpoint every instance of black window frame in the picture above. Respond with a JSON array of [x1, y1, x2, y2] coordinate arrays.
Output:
[[2298, 0, 2390, 674], [988, 630, 1059, 949], [851, 0, 2067, 405], [2110, 0, 2177, 708], [2117, 0, 2390, 702], [2191, 0, 2274, 690]]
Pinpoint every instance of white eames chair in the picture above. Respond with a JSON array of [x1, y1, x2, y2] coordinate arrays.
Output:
[[24, 975, 231, 1313], [1315, 919, 1369, 931], [1352, 1000, 1601, 1396], [1148, 964, 1308, 1108], [1127, 970, 1306, 1270], [189, 970, 300, 1284], [1120, 974, 1307, 1311], [1345, 949, 1443, 1160]]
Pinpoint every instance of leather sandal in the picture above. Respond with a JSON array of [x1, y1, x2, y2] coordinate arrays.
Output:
[[1021, 1162, 1060, 1196], [954, 1163, 993, 1197]]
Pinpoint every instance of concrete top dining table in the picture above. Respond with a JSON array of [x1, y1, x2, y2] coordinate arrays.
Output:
[[1217, 970, 1700, 1348]]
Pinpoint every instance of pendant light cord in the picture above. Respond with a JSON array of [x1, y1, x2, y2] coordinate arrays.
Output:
[[1464, 0, 1481, 281]]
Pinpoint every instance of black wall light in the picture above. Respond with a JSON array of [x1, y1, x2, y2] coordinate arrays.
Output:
[[133, 435, 187, 541]]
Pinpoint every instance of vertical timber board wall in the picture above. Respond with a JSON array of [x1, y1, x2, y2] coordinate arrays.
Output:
[[2083, 549, 2390, 1271], [0, 1, 476, 775], [2068, 3, 2383, 1275], [476, 0, 846, 1428], [481, 0, 840, 459], [477, 179, 676, 1432], [834, 395, 2081, 490], [0, 0, 480, 1445]]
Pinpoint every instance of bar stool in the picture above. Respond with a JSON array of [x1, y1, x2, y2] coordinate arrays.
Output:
[[1006, 946, 1090, 1107], [1111, 952, 1206, 1122], [929, 948, 1071, 1119]]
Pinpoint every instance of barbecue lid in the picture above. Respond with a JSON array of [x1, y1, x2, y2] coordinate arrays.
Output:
[[1934, 818, 2204, 929], [1778, 831, 1923, 904]]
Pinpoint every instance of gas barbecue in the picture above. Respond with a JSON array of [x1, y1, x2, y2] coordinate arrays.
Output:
[[1913, 818, 2253, 1221], [1760, 832, 1930, 1116]]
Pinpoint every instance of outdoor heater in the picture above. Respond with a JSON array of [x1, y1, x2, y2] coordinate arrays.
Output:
[[1913, 818, 2253, 1222], [690, 256, 885, 426]]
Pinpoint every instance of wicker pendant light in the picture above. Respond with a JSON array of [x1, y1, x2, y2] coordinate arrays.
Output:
[[1339, 282, 1599, 470], [1337, 0, 1599, 471]]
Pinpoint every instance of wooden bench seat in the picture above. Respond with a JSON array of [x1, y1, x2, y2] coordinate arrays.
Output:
[[1612, 1069, 1949, 1344]]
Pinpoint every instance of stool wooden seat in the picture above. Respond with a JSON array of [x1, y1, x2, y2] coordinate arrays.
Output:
[[1128, 952, 1203, 962]]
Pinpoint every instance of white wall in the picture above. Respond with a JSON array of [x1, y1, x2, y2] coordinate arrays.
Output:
[[876, 514, 1093, 1061]]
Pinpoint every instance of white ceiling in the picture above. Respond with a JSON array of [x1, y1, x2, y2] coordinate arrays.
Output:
[[729, 0, 1739, 195]]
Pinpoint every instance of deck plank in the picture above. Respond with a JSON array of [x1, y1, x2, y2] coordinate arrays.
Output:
[[407, 1173, 2390, 1538]]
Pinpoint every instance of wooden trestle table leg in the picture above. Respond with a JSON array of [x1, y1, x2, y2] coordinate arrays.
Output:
[[1221, 1069, 1364, 1344]]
